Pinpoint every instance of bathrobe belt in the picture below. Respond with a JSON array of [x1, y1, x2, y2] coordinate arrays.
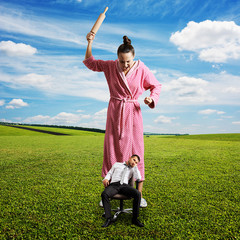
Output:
[[111, 96, 138, 139]]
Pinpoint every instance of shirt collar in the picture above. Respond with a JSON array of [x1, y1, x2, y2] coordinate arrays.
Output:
[[124, 162, 131, 168]]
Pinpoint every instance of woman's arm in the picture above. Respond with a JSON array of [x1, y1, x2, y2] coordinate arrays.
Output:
[[85, 32, 95, 60], [143, 67, 162, 108], [83, 33, 109, 72]]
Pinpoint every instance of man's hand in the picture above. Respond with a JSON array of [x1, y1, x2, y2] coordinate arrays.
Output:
[[144, 97, 153, 105], [103, 179, 109, 188]]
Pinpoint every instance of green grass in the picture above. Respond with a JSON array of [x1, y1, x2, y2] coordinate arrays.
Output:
[[0, 125, 240, 239], [174, 133, 240, 142], [0, 125, 47, 136], [0, 125, 103, 136]]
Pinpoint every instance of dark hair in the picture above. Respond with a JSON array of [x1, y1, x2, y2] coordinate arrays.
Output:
[[131, 154, 140, 162], [117, 36, 135, 56]]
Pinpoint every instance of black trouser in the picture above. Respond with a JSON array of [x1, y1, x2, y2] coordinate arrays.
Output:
[[101, 182, 141, 220]]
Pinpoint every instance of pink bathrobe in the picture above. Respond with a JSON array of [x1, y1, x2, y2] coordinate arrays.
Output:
[[83, 56, 161, 180]]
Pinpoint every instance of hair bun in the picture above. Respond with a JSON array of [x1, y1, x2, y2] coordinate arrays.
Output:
[[117, 36, 135, 55], [123, 36, 131, 45]]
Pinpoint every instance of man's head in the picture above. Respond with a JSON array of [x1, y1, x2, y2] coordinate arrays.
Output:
[[127, 154, 140, 168]]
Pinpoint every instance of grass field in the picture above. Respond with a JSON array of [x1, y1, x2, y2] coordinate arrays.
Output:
[[0, 125, 240, 239]]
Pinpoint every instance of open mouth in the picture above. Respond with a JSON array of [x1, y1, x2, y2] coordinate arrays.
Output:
[[122, 66, 130, 70]]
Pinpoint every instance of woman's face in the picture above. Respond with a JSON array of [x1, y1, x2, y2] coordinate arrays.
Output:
[[118, 52, 135, 72]]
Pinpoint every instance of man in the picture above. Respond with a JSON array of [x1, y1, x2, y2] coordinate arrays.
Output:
[[101, 155, 144, 228]]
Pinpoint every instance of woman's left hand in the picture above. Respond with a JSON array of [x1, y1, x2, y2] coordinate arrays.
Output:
[[144, 97, 153, 105]]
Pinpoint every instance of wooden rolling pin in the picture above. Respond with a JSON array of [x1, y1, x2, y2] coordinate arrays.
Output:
[[91, 7, 108, 35]]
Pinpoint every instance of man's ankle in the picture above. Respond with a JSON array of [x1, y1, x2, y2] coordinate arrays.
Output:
[[132, 218, 144, 227]]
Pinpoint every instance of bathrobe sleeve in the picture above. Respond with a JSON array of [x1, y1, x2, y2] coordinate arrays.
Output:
[[83, 56, 109, 72], [142, 65, 162, 109]]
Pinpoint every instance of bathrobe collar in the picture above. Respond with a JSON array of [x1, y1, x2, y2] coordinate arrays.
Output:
[[116, 59, 140, 97]]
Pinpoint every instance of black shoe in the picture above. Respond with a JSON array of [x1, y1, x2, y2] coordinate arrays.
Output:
[[132, 219, 144, 227], [101, 218, 112, 228]]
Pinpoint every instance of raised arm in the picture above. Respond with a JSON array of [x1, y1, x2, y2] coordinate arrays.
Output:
[[85, 32, 95, 60], [83, 33, 108, 72]]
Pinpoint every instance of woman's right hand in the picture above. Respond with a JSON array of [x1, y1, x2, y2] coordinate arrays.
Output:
[[86, 32, 95, 43]]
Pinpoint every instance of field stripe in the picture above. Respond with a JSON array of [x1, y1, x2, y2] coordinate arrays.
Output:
[[7, 125, 70, 136]]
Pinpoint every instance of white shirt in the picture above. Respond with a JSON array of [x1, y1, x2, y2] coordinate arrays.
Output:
[[103, 162, 141, 184]]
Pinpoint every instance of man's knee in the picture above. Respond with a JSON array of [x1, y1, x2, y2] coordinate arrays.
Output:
[[101, 191, 108, 200], [132, 188, 141, 199]]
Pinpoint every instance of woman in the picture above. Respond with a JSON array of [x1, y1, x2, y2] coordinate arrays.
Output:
[[83, 32, 161, 207]]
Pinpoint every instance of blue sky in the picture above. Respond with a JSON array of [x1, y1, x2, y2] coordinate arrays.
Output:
[[0, 0, 240, 134]]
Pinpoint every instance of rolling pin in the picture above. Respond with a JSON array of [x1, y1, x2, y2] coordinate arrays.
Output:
[[91, 7, 108, 35]]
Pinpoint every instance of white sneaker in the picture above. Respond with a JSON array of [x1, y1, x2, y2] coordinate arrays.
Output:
[[140, 198, 147, 208], [99, 200, 103, 207]]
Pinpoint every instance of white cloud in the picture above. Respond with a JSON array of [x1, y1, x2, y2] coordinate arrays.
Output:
[[0, 100, 5, 106], [0, 64, 109, 102], [0, 4, 164, 53], [224, 87, 240, 94], [0, 118, 12, 123], [0, 73, 54, 91], [212, 64, 222, 69], [154, 115, 177, 124], [3, 55, 239, 107], [24, 115, 51, 123], [5, 106, 15, 109], [170, 20, 240, 63], [198, 109, 225, 115], [6, 99, 29, 109], [72, 108, 108, 130], [0, 6, 85, 46], [232, 121, 240, 125], [156, 70, 240, 107], [17, 73, 53, 90], [163, 76, 214, 104], [0, 41, 37, 57], [93, 108, 107, 121], [51, 112, 83, 125], [201, 72, 240, 105], [23, 111, 91, 126]]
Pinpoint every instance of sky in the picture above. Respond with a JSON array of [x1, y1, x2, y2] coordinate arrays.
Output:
[[0, 0, 240, 134]]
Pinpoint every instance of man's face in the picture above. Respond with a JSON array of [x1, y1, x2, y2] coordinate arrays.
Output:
[[128, 156, 139, 168]]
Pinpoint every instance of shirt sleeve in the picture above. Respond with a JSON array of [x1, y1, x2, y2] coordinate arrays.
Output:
[[103, 163, 116, 181], [133, 166, 141, 181], [143, 66, 162, 109]]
